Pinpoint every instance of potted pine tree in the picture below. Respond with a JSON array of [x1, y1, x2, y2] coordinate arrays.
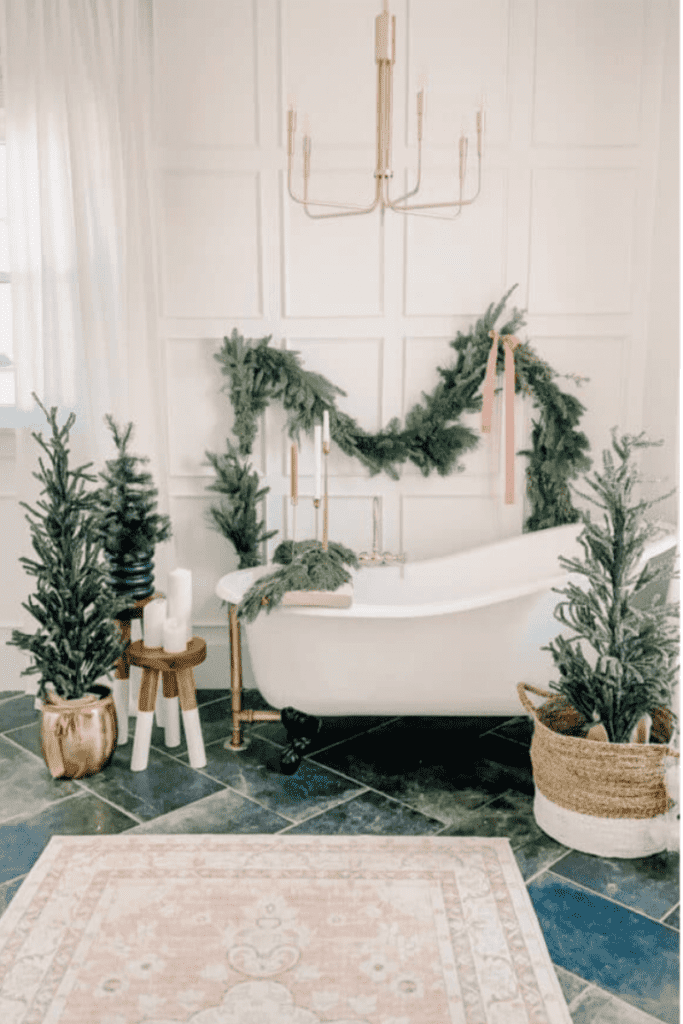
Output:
[[518, 428, 680, 858], [8, 395, 128, 779], [96, 415, 172, 613]]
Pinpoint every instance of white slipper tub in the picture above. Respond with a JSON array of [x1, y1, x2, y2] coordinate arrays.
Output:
[[215, 522, 678, 719]]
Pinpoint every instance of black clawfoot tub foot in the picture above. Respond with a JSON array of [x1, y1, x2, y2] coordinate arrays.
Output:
[[279, 707, 322, 774]]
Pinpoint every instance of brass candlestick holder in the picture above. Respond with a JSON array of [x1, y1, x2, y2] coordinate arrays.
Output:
[[313, 497, 320, 541]]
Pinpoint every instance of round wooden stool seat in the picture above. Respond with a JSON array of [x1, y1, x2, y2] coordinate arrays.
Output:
[[127, 637, 207, 672]]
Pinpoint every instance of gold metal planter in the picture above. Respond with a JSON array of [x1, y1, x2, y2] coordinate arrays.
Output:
[[40, 684, 118, 779]]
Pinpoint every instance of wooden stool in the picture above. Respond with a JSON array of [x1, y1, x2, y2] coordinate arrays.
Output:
[[113, 594, 170, 745], [127, 638, 208, 771]]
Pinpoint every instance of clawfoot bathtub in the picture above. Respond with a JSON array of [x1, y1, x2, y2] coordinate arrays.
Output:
[[216, 521, 678, 772]]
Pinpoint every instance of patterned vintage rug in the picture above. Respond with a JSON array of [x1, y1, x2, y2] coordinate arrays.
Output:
[[0, 834, 572, 1024]]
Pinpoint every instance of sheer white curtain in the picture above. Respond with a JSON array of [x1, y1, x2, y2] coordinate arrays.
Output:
[[2, 0, 175, 694]]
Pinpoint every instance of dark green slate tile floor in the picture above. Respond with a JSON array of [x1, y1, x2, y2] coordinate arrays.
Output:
[[0, 688, 678, 1023]]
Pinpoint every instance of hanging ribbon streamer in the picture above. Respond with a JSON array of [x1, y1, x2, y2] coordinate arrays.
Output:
[[481, 330, 521, 504]]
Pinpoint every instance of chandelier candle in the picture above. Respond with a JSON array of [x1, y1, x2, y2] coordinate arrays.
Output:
[[167, 568, 192, 645]]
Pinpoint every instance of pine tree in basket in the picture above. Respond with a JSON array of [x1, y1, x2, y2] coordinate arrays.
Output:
[[96, 415, 172, 562], [542, 427, 679, 744], [8, 396, 128, 701]]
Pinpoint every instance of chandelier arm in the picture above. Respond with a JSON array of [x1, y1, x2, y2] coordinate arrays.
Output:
[[386, 137, 423, 206], [386, 158, 482, 213], [287, 158, 381, 216], [389, 162, 464, 221], [302, 196, 380, 219]]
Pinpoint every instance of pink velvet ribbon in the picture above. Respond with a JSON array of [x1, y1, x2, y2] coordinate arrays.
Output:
[[481, 330, 521, 504]]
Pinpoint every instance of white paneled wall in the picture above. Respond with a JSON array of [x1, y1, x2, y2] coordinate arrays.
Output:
[[148, 0, 676, 690], [1, 0, 677, 693]]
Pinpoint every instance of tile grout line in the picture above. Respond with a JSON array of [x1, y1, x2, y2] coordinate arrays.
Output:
[[660, 900, 679, 923], [136, 739, 309, 825], [543, 866, 680, 929], [523, 848, 574, 887], [565, 982, 599, 1014], [250, 715, 405, 758], [0, 788, 89, 827], [300, 749, 504, 829], [188, 728, 459, 831], [71, 779, 147, 826], [272, 789, 375, 834]]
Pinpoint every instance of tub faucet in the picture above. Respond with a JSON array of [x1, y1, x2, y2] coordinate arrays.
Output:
[[359, 497, 406, 565]]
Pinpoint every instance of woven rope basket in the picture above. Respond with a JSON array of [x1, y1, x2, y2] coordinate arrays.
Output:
[[517, 683, 680, 858]]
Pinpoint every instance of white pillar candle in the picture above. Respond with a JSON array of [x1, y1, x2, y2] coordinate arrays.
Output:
[[167, 568, 192, 644], [323, 410, 330, 446], [143, 598, 167, 648], [290, 442, 298, 503], [163, 617, 187, 653], [314, 424, 322, 500]]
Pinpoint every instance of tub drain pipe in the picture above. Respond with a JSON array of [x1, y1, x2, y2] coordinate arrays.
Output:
[[225, 604, 281, 750]]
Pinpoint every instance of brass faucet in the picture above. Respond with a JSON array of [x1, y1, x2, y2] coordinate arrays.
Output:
[[358, 497, 406, 566]]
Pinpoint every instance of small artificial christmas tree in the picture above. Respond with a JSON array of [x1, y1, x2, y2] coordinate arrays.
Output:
[[542, 428, 679, 744], [8, 395, 128, 701], [97, 415, 173, 564]]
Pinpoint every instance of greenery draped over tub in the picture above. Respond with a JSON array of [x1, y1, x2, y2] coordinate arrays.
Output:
[[203, 287, 592, 615]]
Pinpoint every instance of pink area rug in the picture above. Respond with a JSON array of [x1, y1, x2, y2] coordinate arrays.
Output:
[[0, 834, 571, 1024]]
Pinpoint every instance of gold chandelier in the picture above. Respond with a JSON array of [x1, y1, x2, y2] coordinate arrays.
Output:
[[287, 1, 484, 221]]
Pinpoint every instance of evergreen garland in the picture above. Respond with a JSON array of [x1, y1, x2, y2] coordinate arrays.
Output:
[[205, 288, 593, 616], [8, 395, 128, 700], [209, 288, 590, 525], [541, 429, 679, 743], [238, 540, 360, 623], [203, 438, 278, 569]]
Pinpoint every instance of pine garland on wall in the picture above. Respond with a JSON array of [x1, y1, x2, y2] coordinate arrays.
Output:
[[204, 287, 592, 570]]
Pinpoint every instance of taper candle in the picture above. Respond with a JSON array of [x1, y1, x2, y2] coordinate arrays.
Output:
[[163, 617, 187, 653], [291, 442, 298, 503], [167, 568, 192, 644], [314, 425, 322, 501], [143, 598, 167, 648], [323, 410, 330, 447]]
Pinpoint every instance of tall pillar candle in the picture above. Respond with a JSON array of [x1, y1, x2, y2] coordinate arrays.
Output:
[[143, 598, 167, 648], [167, 568, 192, 644]]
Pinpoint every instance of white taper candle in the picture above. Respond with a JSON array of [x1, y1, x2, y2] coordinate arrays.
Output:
[[291, 443, 298, 503], [323, 410, 330, 446], [314, 424, 322, 500]]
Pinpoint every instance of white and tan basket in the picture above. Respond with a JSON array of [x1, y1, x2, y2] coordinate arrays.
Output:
[[518, 683, 680, 859]]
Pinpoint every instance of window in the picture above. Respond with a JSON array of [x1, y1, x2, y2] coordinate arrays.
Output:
[[0, 94, 12, 407]]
